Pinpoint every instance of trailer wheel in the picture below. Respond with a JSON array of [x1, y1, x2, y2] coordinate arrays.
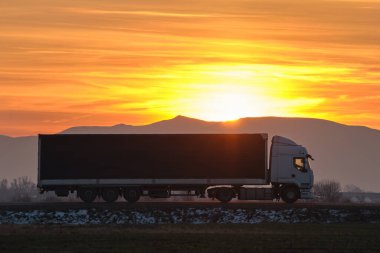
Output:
[[215, 188, 234, 203], [123, 189, 141, 203], [281, 186, 300, 204], [101, 188, 119, 203], [78, 188, 97, 203]]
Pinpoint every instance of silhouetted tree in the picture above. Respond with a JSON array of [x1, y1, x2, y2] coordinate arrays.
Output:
[[10, 176, 36, 202], [314, 180, 342, 202], [0, 179, 9, 201]]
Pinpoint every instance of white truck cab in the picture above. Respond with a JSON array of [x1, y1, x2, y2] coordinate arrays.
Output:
[[270, 136, 314, 202]]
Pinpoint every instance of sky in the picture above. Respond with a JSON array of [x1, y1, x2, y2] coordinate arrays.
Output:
[[1, 0, 380, 136]]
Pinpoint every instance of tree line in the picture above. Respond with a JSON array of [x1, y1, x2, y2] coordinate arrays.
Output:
[[0, 177, 64, 202]]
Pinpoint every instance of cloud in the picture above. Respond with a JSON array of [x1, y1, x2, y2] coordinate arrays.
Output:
[[66, 8, 214, 18]]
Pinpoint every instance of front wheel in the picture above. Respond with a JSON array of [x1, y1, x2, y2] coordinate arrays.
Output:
[[281, 186, 300, 204]]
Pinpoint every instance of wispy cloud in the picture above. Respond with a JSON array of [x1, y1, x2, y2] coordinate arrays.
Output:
[[67, 8, 214, 18]]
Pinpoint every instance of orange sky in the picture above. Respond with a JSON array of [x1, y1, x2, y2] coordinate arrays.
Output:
[[1, 0, 380, 136]]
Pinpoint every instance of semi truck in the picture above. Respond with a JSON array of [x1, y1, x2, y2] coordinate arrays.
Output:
[[37, 134, 314, 203]]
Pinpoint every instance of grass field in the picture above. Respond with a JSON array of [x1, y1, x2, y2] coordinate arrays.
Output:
[[0, 223, 379, 253]]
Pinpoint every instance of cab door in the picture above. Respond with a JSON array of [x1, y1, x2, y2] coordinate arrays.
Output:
[[293, 157, 311, 186]]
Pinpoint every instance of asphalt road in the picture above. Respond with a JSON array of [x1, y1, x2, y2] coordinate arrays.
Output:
[[1, 200, 379, 211]]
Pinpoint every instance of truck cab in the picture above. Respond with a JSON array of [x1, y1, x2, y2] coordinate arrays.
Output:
[[270, 136, 314, 202]]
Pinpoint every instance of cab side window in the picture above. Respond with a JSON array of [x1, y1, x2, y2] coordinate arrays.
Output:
[[294, 157, 307, 172]]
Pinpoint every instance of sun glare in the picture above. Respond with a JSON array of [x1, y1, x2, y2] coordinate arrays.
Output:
[[198, 93, 255, 121], [168, 65, 278, 122], [188, 89, 267, 122]]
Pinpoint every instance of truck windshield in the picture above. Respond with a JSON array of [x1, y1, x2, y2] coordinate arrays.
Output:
[[294, 157, 307, 172]]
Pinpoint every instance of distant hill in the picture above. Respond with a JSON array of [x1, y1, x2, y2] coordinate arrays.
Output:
[[1, 116, 380, 192]]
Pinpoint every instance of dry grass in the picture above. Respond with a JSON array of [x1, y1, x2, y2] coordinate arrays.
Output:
[[0, 223, 379, 253]]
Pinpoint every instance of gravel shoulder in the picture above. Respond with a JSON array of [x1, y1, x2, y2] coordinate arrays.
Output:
[[0, 201, 379, 225]]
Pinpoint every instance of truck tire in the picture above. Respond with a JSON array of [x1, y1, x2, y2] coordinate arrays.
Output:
[[215, 188, 234, 203], [101, 188, 119, 203], [78, 188, 97, 203], [281, 186, 300, 204], [123, 189, 141, 203]]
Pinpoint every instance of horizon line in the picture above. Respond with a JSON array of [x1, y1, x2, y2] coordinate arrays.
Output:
[[1, 115, 379, 138]]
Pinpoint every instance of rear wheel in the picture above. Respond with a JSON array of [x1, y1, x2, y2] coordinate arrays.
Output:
[[101, 188, 119, 202], [78, 188, 97, 203], [281, 186, 300, 204], [123, 189, 141, 203], [215, 188, 235, 203]]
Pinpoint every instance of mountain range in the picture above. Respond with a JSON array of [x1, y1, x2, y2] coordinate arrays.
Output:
[[1, 116, 379, 192]]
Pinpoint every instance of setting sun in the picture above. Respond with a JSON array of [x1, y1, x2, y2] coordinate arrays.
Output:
[[193, 92, 259, 121], [181, 83, 269, 122], [194, 93, 260, 121]]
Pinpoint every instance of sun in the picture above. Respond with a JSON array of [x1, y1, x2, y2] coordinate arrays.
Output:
[[165, 65, 287, 122], [189, 89, 265, 122]]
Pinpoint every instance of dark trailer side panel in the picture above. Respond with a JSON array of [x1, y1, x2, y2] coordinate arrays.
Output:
[[39, 134, 267, 181]]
